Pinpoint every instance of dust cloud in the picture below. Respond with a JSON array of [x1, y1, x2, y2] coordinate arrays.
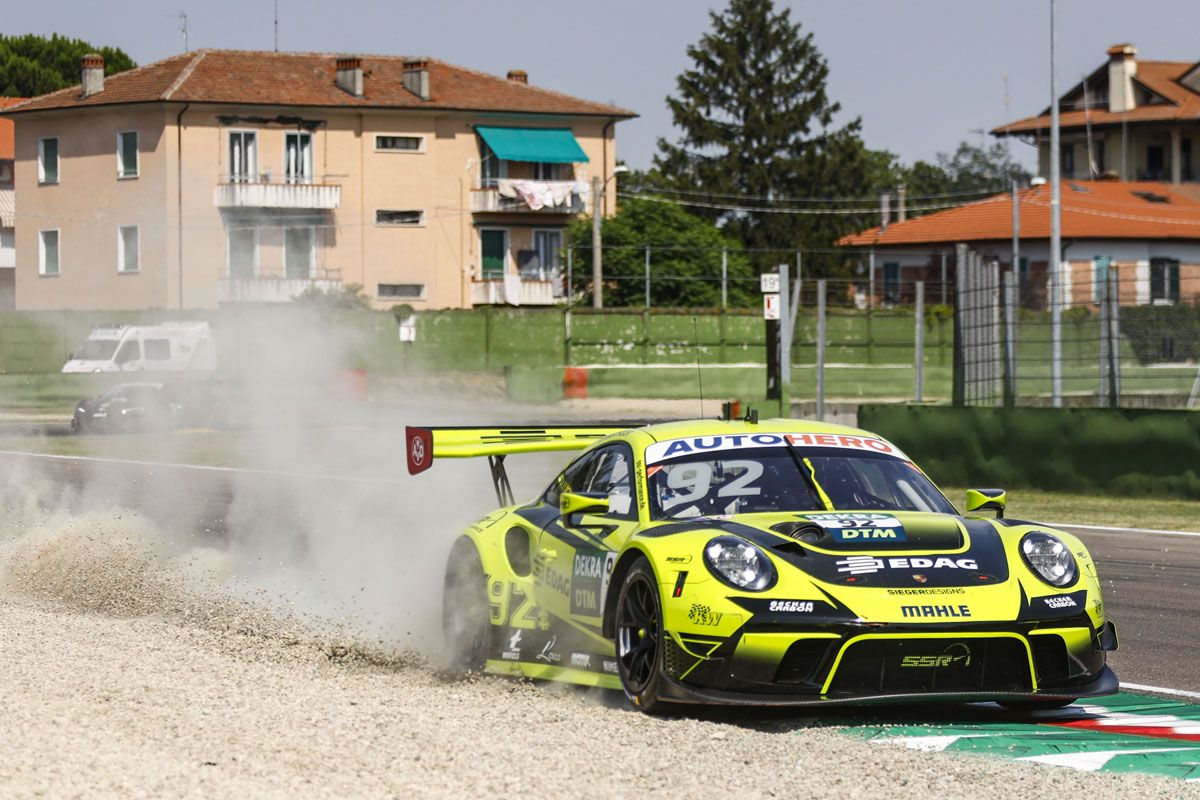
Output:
[[0, 307, 503, 662]]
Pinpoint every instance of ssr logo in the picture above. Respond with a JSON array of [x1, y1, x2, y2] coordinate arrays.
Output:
[[900, 643, 972, 669], [900, 604, 972, 618]]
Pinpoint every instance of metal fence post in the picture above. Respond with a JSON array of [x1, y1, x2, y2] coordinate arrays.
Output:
[[644, 245, 651, 308], [914, 280, 924, 403], [779, 262, 791, 417], [1003, 270, 1017, 407], [952, 244, 966, 406], [1107, 266, 1120, 407], [816, 279, 826, 421], [990, 259, 1002, 405], [1098, 271, 1110, 405], [565, 247, 573, 366], [867, 249, 875, 364], [721, 248, 728, 308]]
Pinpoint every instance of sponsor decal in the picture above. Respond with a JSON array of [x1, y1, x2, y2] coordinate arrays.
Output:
[[900, 604, 972, 618], [900, 643, 972, 668], [501, 630, 523, 661], [601, 658, 619, 675], [836, 555, 978, 575], [687, 603, 724, 626], [801, 513, 907, 543], [886, 588, 966, 596], [536, 635, 561, 664], [569, 652, 592, 669], [1043, 595, 1078, 610], [768, 600, 816, 614], [645, 433, 906, 464], [570, 549, 616, 616], [665, 555, 692, 565], [542, 565, 570, 597]]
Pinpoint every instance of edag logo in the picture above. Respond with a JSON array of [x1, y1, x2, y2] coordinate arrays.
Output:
[[836, 555, 978, 575]]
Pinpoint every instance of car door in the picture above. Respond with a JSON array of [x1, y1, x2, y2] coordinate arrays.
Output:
[[534, 444, 640, 633]]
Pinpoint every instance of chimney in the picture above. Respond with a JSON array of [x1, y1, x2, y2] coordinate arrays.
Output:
[[403, 59, 431, 101], [897, 185, 907, 223], [81, 54, 104, 98], [335, 56, 364, 98], [1107, 43, 1137, 113], [880, 191, 891, 233], [506, 69, 528, 84]]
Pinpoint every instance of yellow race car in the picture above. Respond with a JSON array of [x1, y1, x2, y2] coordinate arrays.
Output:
[[407, 416, 1118, 713]]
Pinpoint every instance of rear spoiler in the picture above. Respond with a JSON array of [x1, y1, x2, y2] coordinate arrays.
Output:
[[404, 424, 649, 476]]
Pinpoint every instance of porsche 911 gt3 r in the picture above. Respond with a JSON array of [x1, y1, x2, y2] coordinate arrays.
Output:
[[408, 417, 1118, 712]]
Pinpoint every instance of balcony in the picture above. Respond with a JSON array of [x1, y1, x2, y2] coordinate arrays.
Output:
[[471, 180, 587, 214], [471, 277, 560, 306], [214, 177, 341, 210], [218, 273, 342, 304]]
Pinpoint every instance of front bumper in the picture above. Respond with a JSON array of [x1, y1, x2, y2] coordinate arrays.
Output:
[[657, 619, 1118, 707]]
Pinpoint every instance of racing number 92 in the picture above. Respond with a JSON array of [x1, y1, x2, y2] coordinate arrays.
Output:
[[488, 579, 546, 630]]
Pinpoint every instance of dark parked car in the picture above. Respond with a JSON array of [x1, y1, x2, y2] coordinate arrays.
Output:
[[72, 382, 228, 434]]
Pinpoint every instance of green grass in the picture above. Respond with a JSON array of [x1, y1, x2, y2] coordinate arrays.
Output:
[[942, 485, 1200, 531]]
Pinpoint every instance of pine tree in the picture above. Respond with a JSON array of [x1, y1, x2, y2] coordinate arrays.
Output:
[[0, 34, 136, 97], [653, 0, 878, 269]]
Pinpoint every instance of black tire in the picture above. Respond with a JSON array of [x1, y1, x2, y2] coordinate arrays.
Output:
[[999, 698, 1077, 712], [442, 538, 490, 672], [615, 559, 667, 713]]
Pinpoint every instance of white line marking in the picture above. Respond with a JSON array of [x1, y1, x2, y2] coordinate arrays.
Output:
[[0, 449, 405, 485], [1045, 521, 1200, 538], [1122, 683, 1200, 701]]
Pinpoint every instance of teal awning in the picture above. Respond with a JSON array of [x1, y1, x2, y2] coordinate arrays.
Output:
[[476, 126, 589, 164]]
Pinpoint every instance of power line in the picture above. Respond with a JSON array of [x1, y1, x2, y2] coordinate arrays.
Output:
[[624, 182, 1011, 205], [618, 191, 976, 216]]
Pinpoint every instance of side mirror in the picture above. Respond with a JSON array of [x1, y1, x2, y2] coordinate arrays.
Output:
[[560, 491, 609, 524], [965, 488, 1007, 519]]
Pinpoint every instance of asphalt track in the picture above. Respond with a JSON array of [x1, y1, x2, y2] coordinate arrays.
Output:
[[2, 449, 1198, 696]]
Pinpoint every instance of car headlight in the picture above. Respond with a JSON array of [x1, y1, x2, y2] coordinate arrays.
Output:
[[1020, 531, 1078, 587], [703, 536, 777, 591]]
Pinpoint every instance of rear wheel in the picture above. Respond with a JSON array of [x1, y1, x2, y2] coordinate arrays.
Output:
[[615, 559, 666, 713], [442, 539, 490, 671]]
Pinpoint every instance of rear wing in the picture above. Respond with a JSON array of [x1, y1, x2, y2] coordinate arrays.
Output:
[[404, 423, 650, 506]]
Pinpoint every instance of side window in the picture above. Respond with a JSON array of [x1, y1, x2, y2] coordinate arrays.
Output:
[[114, 340, 141, 365], [542, 452, 598, 508], [585, 447, 635, 519]]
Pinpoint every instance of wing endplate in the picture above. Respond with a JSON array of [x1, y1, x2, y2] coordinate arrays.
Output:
[[404, 424, 638, 475]]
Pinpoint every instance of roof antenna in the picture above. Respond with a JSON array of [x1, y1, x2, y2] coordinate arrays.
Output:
[[692, 316, 705, 419], [273, 0, 279, 51]]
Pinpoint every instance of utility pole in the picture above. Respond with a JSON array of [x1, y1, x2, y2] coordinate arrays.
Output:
[[592, 176, 603, 308], [1049, 0, 1063, 407]]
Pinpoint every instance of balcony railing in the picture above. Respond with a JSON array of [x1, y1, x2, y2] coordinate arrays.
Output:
[[471, 277, 560, 306], [214, 175, 341, 210], [218, 273, 342, 304], [471, 180, 587, 214]]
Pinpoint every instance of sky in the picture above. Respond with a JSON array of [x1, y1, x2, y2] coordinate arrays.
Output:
[[7, 0, 1200, 175]]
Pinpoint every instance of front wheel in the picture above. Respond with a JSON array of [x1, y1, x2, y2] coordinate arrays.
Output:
[[442, 539, 490, 672], [615, 559, 666, 713]]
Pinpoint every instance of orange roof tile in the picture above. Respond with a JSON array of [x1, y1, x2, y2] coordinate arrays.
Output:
[[837, 181, 1200, 247], [1, 50, 635, 118], [0, 97, 24, 160], [994, 60, 1200, 135]]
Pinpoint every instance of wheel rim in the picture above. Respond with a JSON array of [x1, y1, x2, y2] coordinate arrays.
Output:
[[617, 574, 660, 693]]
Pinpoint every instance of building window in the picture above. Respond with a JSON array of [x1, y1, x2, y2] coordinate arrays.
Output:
[[284, 227, 314, 279], [1092, 256, 1111, 302], [378, 283, 425, 299], [1184, 139, 1193, 182], [480, 229, 507, 279], [883, 262, 901, 304], [38, 138, 59, 184], [376, 209, 423, 226], [529, 230, 563, 279], [117, 131, 138, 178], [228, 228, 257, 278], [1093, 141, 1106, 176], [375, 135, 424, 152], [1146, 145, 1165, 180], [228, 131, 257, 183], [1150, 258, 1180, 304], [118, 225, 139, 273], [532, 163, 562, 181], [479, 141, 506, 188], [284, 132, 313, 184], [1060, 143, 1075, 178], [39, 229, 60, 276]]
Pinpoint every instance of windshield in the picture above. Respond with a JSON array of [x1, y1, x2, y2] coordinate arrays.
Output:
[[646, 447, 955, 519], [75, 339, 120, 361]]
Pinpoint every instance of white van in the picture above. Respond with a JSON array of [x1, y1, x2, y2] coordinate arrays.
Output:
[[62, 322, 218, 374]]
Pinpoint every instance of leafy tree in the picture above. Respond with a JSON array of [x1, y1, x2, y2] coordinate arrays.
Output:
[[653, 0, 879, 271], [0, 34, 136, 97], [567, 198, 755, 307], [898, 141, 1032, 214]]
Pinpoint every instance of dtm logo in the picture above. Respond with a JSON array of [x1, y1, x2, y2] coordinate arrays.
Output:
[[900, 604, 972, 618], [803, 513, 907, 543], [900, 643, 972, 669], [836, 555, 979, 575]]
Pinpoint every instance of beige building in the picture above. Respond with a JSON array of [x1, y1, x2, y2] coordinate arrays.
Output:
[[995, 44, 1200, 183], [2, 50, 633, 310]]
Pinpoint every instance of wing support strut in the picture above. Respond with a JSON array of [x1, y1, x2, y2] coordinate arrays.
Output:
[[489, 455, 515, 506]]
